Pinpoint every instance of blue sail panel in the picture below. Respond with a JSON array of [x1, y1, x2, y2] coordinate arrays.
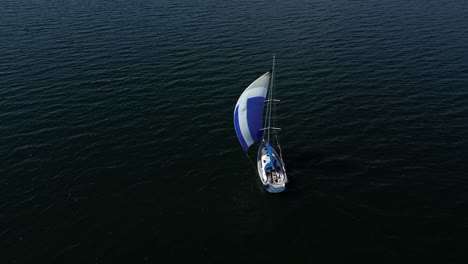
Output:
[[233, 71, 270, 152], [234, 106, 249, 151], [247, 97, 265, 143]]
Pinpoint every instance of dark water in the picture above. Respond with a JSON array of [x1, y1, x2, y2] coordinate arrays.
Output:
[[1, 0, 468, 262]]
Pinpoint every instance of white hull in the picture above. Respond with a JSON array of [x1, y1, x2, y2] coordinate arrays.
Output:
[[257, 141, 288, 193]]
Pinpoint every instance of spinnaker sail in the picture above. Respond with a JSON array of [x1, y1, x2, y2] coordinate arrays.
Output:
[[233, 71, 271, 152]]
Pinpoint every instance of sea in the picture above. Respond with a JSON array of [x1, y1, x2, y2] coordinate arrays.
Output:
[[1, 0, 467, 263]]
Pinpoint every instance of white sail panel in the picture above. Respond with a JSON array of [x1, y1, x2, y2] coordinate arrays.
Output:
[[234, 71, 270, 151]]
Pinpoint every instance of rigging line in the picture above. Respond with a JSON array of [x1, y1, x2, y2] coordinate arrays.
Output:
[[275, 93, 281, 144], [267, 54, 275, 142], [276, 133, 283, 158], [243, 153, 257, 191], [271, 56, 279, 148], [263, 73, 272, 137], [273, 93, 278, 146], [245, 152, 257, 172]]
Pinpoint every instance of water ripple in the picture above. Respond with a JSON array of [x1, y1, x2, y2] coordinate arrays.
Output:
[[1, 0, 467, 262]]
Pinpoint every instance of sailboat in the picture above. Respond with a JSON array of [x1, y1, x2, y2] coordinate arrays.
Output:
[[233, 55, 288, 193]]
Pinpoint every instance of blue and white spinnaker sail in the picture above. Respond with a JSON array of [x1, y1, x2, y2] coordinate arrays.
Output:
[[234, 71, 271, 152]]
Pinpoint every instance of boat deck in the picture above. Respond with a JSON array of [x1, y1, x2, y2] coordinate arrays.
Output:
[[257, 147, 287, 186]]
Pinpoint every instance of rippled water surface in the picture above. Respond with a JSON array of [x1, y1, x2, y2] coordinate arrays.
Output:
[[1, 0, 467, 263]]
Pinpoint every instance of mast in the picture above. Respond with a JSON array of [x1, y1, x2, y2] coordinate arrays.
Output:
[[267, 54, 275, 142]]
